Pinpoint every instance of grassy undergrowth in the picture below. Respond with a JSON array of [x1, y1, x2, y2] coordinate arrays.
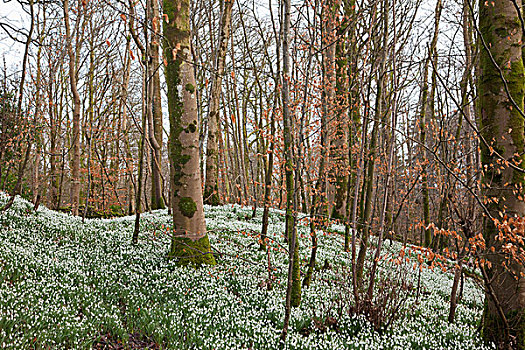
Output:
[[0, 193, 492, 349]]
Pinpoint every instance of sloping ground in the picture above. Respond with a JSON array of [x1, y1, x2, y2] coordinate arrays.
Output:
[[0, 193, 492, 349]]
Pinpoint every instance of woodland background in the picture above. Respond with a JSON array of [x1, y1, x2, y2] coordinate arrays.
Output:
[[0, 0, 524, 348]]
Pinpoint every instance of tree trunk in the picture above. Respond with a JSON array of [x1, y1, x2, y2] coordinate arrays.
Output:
[[366, 0, 396, 299], [355, 110, 379, 285], [32, 13, 43, 206], [150, 0, 165, 210], [316, 0, 335, 224], [331, 0, 348, 220], [129, 0, 148, 243], [260, 95, 276, 251], [355, 5, 388, 284], [48, 65, 60, 209], [119, 36, 135, 215], [281, 0, 300, 341], [343, 0, 359, 252], [448, 262, 462, 323], [64, 0, 82, 216], [478, 0, 525, 347], [164, 0, 215, 266], [418, 0, 442, 247], [204, 0, 234, 206], [82, 36, 95, 222], [260, 0, 281, 251]]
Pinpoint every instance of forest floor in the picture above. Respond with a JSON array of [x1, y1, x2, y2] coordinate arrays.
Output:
[[0, 193, 492, 349]]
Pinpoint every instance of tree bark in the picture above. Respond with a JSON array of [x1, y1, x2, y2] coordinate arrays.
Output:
[[419, 0, 442, 247], [204, 0, 234, 206], [164, 0, 215, 266], [478, 0, 525, 347], [281, 0, 301, 341], [149, 0, 165, 210], [64, 0, 82, 216], [331, 0, 348, 220], [32, 12, 44, 206]]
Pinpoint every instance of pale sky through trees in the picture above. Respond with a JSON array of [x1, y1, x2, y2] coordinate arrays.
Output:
[[0, 1, 26, 70]]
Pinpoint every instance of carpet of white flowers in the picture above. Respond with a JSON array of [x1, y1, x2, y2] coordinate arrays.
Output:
[[0, 193, 493, 349]]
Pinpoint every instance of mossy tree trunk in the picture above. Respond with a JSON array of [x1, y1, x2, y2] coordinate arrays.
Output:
[[478, 0, 525, 347], [204, 0, 234, 206], [163, 0, 215, 266]]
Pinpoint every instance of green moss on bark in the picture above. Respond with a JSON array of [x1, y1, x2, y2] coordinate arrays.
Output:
[[187, 122, 197, 133], [185, 83, 195, 93], [168, 235, 216, 266], [164, 0, 193, 199], [478, 0, 525, 346], [163, 0, 189, 27], [509, 59, 525, 184], [165, 51, 185, 197], [151, 195, 165, 211], [178, 197, 197, 218]]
